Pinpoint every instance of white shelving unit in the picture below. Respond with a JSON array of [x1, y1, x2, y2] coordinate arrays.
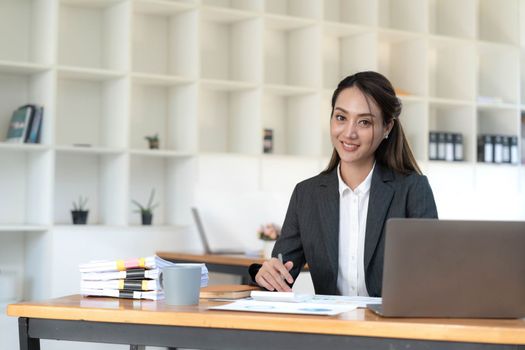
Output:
[[1, 3, 525, 347]]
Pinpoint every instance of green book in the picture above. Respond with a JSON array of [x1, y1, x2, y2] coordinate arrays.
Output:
[[5, 105, 34, 143]]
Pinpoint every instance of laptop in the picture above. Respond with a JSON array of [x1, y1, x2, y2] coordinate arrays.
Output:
[[191, 207, 245, 255], [368, 218, 525, 318]]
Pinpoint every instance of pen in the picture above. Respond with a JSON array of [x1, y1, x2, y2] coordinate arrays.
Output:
[[277, 253, 286, 284]]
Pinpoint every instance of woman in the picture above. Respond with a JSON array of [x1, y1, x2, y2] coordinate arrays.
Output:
[[249, 71, 438, 297]]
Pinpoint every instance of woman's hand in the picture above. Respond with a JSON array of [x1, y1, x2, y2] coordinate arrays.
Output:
[[255, 257, 294, 292]]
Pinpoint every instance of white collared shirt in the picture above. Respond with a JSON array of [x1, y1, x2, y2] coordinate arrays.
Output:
[[336, 163, 375, 296]]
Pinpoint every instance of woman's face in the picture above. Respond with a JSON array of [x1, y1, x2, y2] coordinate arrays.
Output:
[[330, 87, 392, 168]]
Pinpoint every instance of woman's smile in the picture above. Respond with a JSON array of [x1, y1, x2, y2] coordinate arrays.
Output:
[[341, 141, 359, 151]]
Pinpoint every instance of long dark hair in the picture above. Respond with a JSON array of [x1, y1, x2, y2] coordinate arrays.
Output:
[[323, 71, 421, 175]]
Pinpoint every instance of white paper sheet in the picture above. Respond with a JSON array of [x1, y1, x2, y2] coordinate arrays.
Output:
[[210, 299, 357, 316]]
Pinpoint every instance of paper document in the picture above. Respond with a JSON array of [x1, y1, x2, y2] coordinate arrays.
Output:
[[250, 291, 309, 302], [210, 293, 382, 316], [308, 295, 382, 308], [210, 299, 357, 316], [250, 291, 381, 307]]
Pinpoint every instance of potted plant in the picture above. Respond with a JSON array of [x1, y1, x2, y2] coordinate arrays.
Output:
[[132, 189, 159, 225], [257, 223, 281, 258], [145, 134, 159, 149], [71, 196, 89, 225]]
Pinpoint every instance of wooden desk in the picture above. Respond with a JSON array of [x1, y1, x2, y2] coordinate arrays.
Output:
[[157, 251, 266, 283], [7, 295, 525, 350]]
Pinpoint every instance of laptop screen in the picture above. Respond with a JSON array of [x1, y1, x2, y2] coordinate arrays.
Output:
[[191, 207, 212, 254]]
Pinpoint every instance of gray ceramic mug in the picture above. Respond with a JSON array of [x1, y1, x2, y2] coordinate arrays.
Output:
[[160, 265, 201, 306]]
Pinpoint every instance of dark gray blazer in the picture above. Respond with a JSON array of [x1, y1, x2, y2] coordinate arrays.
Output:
[[249, 163, 438, 297]]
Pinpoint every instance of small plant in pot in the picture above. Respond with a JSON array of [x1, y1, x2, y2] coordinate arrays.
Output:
[[145, 134, 159, 149], [71, 196, 89, 225], [132, 189, 159, 225]]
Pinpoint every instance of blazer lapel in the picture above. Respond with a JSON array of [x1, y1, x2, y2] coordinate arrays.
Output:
[[364, 164, 394, 270], [317, 169, 340, 286]]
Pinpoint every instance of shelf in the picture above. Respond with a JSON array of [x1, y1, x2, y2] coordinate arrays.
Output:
[[54, 145, 125, 155], [131, 73, 194, 86], [428, 97, 474, 107], [202, 0, 263, 12], [0, 143, 50, 152], [477, 108, 520, 136], [322, 21, 371, 37], [378, 32, 427, 96], [129, 155, 196, 225], [428, 37, 476, 101], [0, 0, 54, 64], [378, 0, 428, 33], [199, 86, 261, 154], [478, 43, 520, 105], [262, 90, 321, 156], [0, 69, 54, 145], [201, 14, 261, 83], [0, 225, 49, 232], [428, 0, 476, 39], [264, 0, 321, 20], [132, 3, 197, 77], [264, 84, 316, 96], [56, 75, 128, 148], [377, 28, 422, 43], [0, 61, 51, 75], [57, 66, 126, 81], [476, 101, 519, 111], [398, 100, 429, 161], [478, 0, 519, 45], [54, 152, 128, 225], [129, 149, 194, 158], [58, 0, 129, 70], [264, 14, 316, 31], [264, 21, 320, 88], [201, 5, 258, 23], [322, 30, 376, 89], [133, 0, 195, 15], [429, 103, 476, 162], [201, 79, 258, 91], [61, 0, 125, 7], [130, 81, 197, 152], [0, 149, 52, 226], [323, 0, 377, 26]]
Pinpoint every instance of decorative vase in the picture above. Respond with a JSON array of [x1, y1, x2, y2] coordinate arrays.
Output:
[[141, 212, 153, 225], [71, 210, 88, 225], [263, 240, 276, 259]]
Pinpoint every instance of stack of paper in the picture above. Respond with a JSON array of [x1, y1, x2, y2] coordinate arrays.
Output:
[[79, 255, 208, 301]]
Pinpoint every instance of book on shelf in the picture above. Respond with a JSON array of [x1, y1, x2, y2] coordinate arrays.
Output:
[[81, 279, 161, 291], [25, 105, 43, 144], [5, 105, 34, 143], [477, 134, 519, 164], [81, 268, 160, 281], [4, 104, 44, 144], [429, 131, 464, 162], [80, 288, 164, 301]]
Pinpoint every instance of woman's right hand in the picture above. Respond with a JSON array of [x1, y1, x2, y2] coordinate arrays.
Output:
[[255, 258, 294, 292]]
